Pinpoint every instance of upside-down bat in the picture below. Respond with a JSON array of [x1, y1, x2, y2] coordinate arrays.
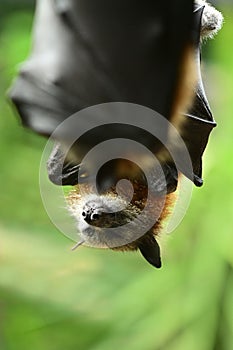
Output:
[[9, 0, 223, 268]]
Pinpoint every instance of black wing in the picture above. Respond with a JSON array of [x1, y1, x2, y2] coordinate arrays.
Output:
[[10, 1, 215, 189]]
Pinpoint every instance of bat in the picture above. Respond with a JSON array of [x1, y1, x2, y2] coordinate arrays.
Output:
[[9, 0, 223, 268]]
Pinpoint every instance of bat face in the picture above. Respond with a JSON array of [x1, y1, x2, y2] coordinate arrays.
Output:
[[68, 190, 167, 269], [68, 193, 136, 248]]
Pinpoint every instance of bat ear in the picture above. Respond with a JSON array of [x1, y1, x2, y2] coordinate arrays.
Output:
[[138, 235, 162, 268]]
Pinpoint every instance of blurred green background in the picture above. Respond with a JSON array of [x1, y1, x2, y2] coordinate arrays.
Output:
[[0, 1, 233, 349]]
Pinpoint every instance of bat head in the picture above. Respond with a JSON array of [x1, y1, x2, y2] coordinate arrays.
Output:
[[67, 181, 173, 268]]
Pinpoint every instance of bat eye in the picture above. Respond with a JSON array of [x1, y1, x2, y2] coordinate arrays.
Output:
[[80, 172, 88, 178]]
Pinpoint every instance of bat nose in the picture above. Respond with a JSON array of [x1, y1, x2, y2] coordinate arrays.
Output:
[[82, 210, 88, 220], [82, 209, 100, 223]]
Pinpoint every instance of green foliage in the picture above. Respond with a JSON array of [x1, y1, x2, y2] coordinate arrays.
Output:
[[0, 5, 233, 350]]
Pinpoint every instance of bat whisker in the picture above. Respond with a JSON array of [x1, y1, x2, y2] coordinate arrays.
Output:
[[71, 239, 85, 251]]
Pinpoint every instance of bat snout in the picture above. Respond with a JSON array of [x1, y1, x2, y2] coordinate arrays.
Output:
[[82, 207, 101, 223]]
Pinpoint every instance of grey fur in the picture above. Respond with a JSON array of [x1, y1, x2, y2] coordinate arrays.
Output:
[[68, 194, 140, 248], [196, 0, 223, 38]]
